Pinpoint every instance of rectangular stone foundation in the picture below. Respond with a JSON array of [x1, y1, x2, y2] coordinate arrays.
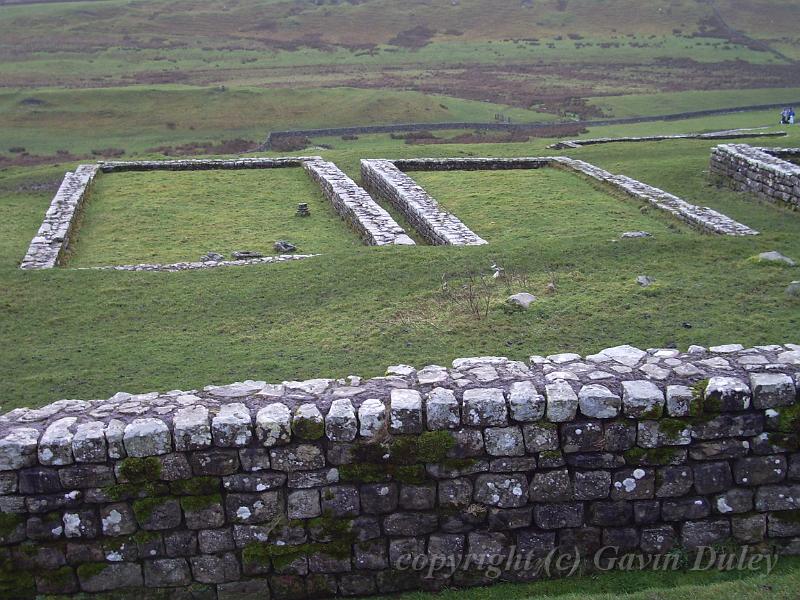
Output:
[[363, 157, 758, 241]]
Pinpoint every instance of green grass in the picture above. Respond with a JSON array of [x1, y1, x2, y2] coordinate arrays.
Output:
[[2, 119, 799, 410], [66, 168, 360, 266], [408, 168, 689, 243], [378, 556, 800, 600]]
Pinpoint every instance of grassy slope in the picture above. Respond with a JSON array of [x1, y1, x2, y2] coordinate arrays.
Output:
[[67, 168, 361, 266], [1, 114, 799, 411], [0, 86, 553, 157]]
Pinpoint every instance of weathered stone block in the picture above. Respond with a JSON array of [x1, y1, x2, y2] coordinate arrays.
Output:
[[77, 562, 143, 593], [40, 417, 77, 465], [508, 381, 545, 422], [325, 399, 358, 441], [681, 519, 730, 549], [143, 558, 192, 587], [655, 466, 693, 498], [621, 381, 664, 418], [383, 513, 438, 536], [189, 552, 241, 584], [359, 399, 387, 438], [750, 373, 795, 408], [661, 497, 710, 521], [560, 421, 604, 453], [734, 455, 787, 485], [533, 503, 583, 529], [225, 491, 282, 524], [256, 403, 292, 447], [522, 423, 559, 452], [578, 384, 621, 419], [270, 444, 325, 472], [705, 376, 751, 411], [72, 422, 108, 462], [530, 469, 572, 502], [123, 418, 171, 457], [574, 470, 611, 500], [463, 388, 508, 426], [293, 403, 325, 441], [190, 449, 240, 476], [0, 428, 39, 471], [611, 468, 655, 500], [321, 485, 360, 517], [692, 462, 732, 494], [100, 503, 137, 536], [174, 405, 212, 451], [484, 426, 525, 456], [390, 389, 423, 434], [360, 483, 398, 514], [545, 380, 578, 422]]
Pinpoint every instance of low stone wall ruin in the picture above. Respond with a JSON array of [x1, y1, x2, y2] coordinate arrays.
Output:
[[549, 129, 786, 150], [1, 343, 799, 598], [360, 160, 488, 246], [303, 160, 414, 246], [710, 144, 800, 210], [19, 164, 99, 270], [364, 157, 757, 241]]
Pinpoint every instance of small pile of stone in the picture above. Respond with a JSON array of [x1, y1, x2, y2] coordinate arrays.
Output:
[[200, 252, 224, 262], [274, 240, 297, 253], [296, 203, 310, 217]]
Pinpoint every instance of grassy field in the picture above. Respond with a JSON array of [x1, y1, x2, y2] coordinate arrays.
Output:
[[67, 168, 360, 266], [1, 116, 799, 412]]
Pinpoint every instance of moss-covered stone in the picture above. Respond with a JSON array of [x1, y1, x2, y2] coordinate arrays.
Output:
[[76, 562, 109, 580], [132, 496, 176, 523], [118, 456, 162, 483], [169, 476, 220, 496], [179, 493, 222, 513], [37, 566, 76, 590], [658, 418, 689, 438], [103, 481, 169, 502], [293, 418, 325, 441], [776, 404, 800, 434], [0, 513, 24, 537], [0, 565, 35, 600], [624, 446, 684, 466]]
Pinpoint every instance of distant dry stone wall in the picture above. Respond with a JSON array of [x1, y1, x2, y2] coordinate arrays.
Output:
[[1, 343, 799, 598], [710, 144, 800, 209], [549, 129, 786, 150], [364, 157, 758, 240]]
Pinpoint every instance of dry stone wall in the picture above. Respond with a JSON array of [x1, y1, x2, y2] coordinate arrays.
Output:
[[360, 160, 488, 246], [549, 129, 786, 150], [19, 164, 99, 270], [1, 343, 799, 599], [710, 144, 800, 209], [303, 160, 414, 246], [365, 157, 757, 240]]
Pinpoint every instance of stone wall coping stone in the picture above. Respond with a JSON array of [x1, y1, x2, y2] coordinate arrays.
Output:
[[2, 342, 797, 454]]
